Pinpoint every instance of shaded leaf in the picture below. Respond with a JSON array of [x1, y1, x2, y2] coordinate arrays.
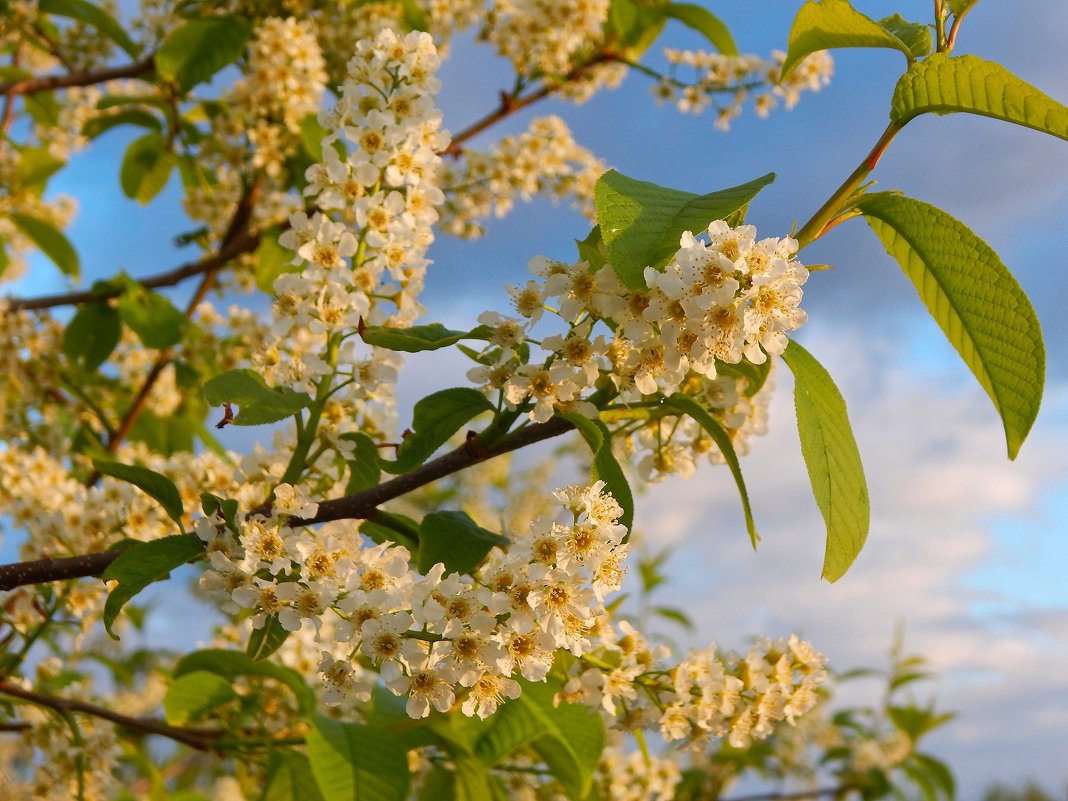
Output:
[[360, 322, 486, 353], [385, 388, 494, 473], [155, 16, 253, 92], [7, 213, 79, 278], [203, 368, 312, 426], [93, 459, 185, 529], [561, 413, 633, 532], [780, 340, 869, 581], [82, 108, 161, 139], [417, 510, 508, 575], [255, 227, 301, 293], [342, 432, 382, 493], [306, 717, 410, 801], [39, 0, 139, 57], [63, 301, 120, 371], [101, 535, 204, 637], [117, 282, 186, 348], [120, 132, 176, 204], [594, 170, 774, 288], [856, 192, 1044, 458], [174, 649, 316, 715], [878, 14, 932, 59], [247, 614, 290, 661], [163, 670, 236, 725], [521, 679, 605, 801], [265, 751, 327, 801]]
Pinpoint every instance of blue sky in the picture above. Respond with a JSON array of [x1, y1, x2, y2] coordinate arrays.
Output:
[[6, 2, 1068, 798]]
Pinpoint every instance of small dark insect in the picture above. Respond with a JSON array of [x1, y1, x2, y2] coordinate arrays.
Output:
[[215, 402, 235, 429]]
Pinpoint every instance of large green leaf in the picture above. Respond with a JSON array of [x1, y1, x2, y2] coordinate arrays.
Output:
[[663, 394, 759, 547], [39, 0, 140, 57], [101, 535, 205, 637], [7, 213, 79, 278], [174, 649, 316, 715], [473, 696, 548, 765], [781, 0, 914, 80], [780, 341, 869, 582], [163, 670, 236, 725], [120, 132, 176, 204], [878, 14, 932, 59], [890, 54, 1068, 142], [155, 16, 253, 92], [385, 388, 494, 473], [519, 679, 605, 801], [202, 369, 312, 426], [306, 717, 410, 801], [63, 301, 121, 371], [416, 510, 509, 575], [93, 459, 185, 528], [857, 192, 1043, 458], [117, 281, 186, 348], [664, 3, 736, 55], [594, 171, 774, 288]]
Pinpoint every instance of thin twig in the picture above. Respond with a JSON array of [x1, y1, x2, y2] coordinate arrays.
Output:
[[0, 680, 221, 751], [723, 787, 847, 801], [0, 57, 155, 97], [0, 414, 576, 590]]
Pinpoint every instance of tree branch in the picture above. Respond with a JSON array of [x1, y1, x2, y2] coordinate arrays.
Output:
[[0, 57, 155, 97], [722, 787, 848, 801], [0, 679, 222, 752], [0, 414, 576, 590]]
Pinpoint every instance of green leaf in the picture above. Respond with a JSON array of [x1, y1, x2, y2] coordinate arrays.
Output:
[[163, 670, 236, 725], [120, 132, 176, 204], [607, 0, 667, 55], [63, 301, 120, 371], [360, 322, 484, 353], [856, 192, 1044, 458], [663, 394, 759, 548], [39, 0, 139, 58], [890, 53, 1068, 142], [265, 751, 328, 801], [780, 340, 869, 581], [360, 512, 420, 553], [7, 213, 79, 278], [202, 368, 313, 426], [298, 113, 328, 161], [306, 717, 410, 801], [342, 433, 382, 494], [17, 147, 66, 185], [912, 753, 956, 800], [117, 282, 186, 348], [174, 649, 316, 715], [385, 388, 494, 473], [561, 413, 633, 532], [520, 679, 605, 801], [594, 170, 775, 288], [417, 510, 509, 575], [255, 227, 301, 293], [878, 14, 932, 59], [473, 697, 548, 765], [947, 0, 979, 14], [93, 459, 185, 529], [101, 535, 204, 637], [82, 108, 162, 139], [155, 16, 253, 92], [781, 0, 914, 80], [575, 225, 609, 270], [247, 614, 290, 661], [716, 357, 773, 397], [664, 3, 737, 55]]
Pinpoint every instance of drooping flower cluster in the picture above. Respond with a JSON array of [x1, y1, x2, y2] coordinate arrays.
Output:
[[655, 49, 834, 130], [439, 115, 606, 238], [196, 481, 630, 719], [482, 0, 610, 80], [258, 28, 447, 399]]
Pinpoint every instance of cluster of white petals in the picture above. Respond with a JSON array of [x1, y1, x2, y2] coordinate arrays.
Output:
[[656, 49, 834, 130], [439, 116, 605, 238], [196, 481, 630, 719]]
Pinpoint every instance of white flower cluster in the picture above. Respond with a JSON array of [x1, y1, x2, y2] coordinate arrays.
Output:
[[230, 17, 327, 134], [196, 481, 629, 720], [655, 49, 834, 130], [439, 116, 605, 238], [597, 743, 683, 801], [261, 29, 447, 394], [470, 220, 807, 425], [483, 0, 610, 79]]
